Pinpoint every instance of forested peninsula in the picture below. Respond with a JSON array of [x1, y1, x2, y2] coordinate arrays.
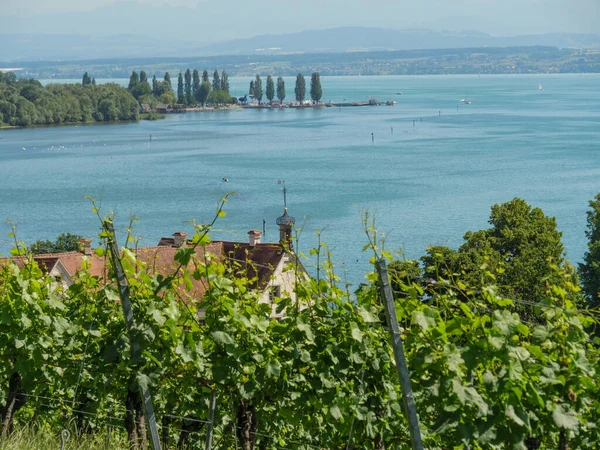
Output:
[[0, 71, 139, 127]]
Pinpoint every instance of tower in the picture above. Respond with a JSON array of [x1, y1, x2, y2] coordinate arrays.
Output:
[[276, 181, 295, 250]]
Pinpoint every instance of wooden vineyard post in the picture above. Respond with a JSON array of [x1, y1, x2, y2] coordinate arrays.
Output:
[[104, 220, 162, 450], [204, 389, 217, 450], [376, 258, 424, 450]]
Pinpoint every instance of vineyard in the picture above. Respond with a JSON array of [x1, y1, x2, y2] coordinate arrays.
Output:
[[1, 200, 600, 450]]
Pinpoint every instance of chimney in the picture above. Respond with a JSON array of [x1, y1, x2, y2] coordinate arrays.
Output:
[[172, 232, 188, 248], [79, 238, 93, 256], [248, 230, 262, 246]]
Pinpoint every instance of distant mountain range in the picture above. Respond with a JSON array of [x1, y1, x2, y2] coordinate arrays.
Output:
[[2, 27, 600, 62]]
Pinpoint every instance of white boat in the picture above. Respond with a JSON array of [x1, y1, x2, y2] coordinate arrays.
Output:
[[539, 84, 543, 91], [460, 97, 471, 104]]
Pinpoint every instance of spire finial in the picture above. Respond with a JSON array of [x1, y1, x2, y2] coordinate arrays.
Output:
[[278, 180, 287, 209]]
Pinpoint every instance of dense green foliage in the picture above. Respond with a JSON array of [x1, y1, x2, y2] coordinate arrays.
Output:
[[0, 196, 599, 450], [29, 233, 84, 255], [0, 72, 138, 126], [391, 198, 579, 322], [579, 193, 600, 308], [295, 73, 306, 102], [310, 72, 322, 103]]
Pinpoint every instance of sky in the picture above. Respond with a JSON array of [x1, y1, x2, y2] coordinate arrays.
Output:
[[2, 0, 600, 41]]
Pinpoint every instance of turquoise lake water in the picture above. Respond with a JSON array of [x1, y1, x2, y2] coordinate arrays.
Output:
[[1, 74, 599, 286]]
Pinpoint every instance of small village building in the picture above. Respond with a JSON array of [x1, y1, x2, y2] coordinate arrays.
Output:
[[0, 210, 304, 318]]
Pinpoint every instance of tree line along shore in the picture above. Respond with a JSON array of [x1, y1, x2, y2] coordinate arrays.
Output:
[[0, 69, 324, 128]]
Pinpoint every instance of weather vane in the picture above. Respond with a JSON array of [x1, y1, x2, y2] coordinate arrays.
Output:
[[277, 180, 287, 208]]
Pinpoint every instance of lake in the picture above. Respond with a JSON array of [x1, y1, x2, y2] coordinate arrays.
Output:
[[1, 74, 599, 286]]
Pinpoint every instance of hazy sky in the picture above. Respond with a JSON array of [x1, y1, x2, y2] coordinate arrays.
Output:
[[3, 0, 600, 39]]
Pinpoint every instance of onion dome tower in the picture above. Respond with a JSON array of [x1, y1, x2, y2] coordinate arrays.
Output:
[[276, 181, 295, 250]]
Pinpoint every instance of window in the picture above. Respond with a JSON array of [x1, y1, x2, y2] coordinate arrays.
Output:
[[269, 285, 281, 302]]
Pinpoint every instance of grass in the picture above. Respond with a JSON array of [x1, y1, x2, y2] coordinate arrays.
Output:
[[0, 426, 130, 450]]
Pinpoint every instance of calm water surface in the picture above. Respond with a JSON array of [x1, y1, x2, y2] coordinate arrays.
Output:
[[1, 74, 599, 286]]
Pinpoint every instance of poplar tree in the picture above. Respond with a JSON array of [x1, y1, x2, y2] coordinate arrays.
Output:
[[249, 80, 254, 96], [164, 72, 171, 88], [82, 72, 91, 85], [266, 75, 275, 105], [128, 71, 139, 90], [253, 74, 263, 104], [192, 69, 200, 100], [177, 72, 184, 104], [140, 71, 148, 84], [276, 76, 285, 103], [202, 70, 209, 83], [91, 78, 96, 85], [152, 75, 157, 94], [212, 70, 221, 92], [220, 71, 229, 93], [184, 69, 192, 105], [310, 72, 322, 104], [294, 73, 305, 103]]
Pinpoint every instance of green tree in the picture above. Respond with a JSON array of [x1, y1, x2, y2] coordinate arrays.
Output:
[[212, 70, 221, 92], [139, 70, 148, 84], [184, 69, 192, 105], [249, 80, 254, 96], [130, 81, 151, 100], [202, 70, 209, 83], [151, 74, 157, 94], [310, 72, 322, 104], [196, 81, 211, 106], [164, 72, 171, 88], [82, 72, 91, 85], [294, 73, 305, 103], [30, 233, 84, 255], [128, 71, 139, 90], [266, 75, 275, 104], [253, 74, 263, 104], [91, 78, 96, 85], [276, 76, 285, 103], [192, 69, 200, 100], [579, 193, 600, 307], [220, 70, 229, 93], [177, 72, 184, 104]]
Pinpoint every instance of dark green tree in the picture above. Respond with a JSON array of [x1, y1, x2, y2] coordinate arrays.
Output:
[[196, 81, 211, 106], [249, 80, 254, 96], [139, 71, 148, 84], [419, 198, 575, 320], [177, 72, 184, 104], [212, 70, 221, 92], [202, 70, 209, 83], [130, 79, 151, 100], [220, 71, 229, 93], [184, 69, 192, 105], [152, 74, 157, 94], [164, 72, 171, 88], [82, 72, 91, 85], [294, 73, 306, 103], [128, 71, 139, 90], [579, 193, 600, 307], [276, 76, 285, 103], [310, 72, 322, 104], [30, 233, 84, 255], [91, 78, 96, 85], [266, 75, 275, 104], [192, 69, 200, 100], [253, 75, 263, 104]]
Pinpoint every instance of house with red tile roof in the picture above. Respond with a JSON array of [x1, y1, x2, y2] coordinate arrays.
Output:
[[0, 209, 304, 318]]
